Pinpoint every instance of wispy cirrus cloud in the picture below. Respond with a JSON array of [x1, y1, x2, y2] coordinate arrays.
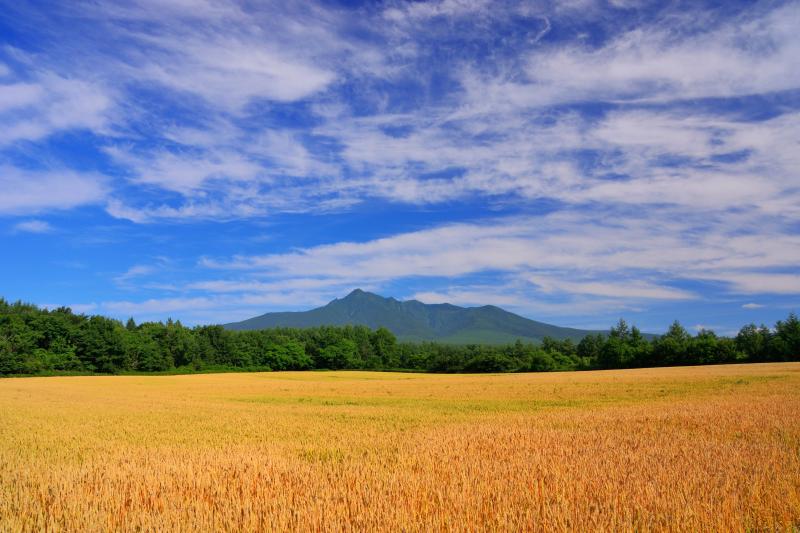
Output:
[[12, 220, 54, 234], [113, 264, 157, 286], [0, 166, 108, 215], [0, 71, 112, 145], [5, 0, 796, 223], [65, 0, 345, 109], [202, 208, 799, 282], [527, 4, 800, 102]]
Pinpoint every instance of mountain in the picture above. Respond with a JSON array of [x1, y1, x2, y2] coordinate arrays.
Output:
[[224, 289, 605, 344]]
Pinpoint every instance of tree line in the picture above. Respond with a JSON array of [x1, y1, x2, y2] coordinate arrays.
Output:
[[0, 298, 798, 375]]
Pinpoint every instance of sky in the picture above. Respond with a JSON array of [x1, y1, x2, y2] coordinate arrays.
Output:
[[0, 0, 798, 334]]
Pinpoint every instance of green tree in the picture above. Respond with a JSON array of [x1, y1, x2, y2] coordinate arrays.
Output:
[[597, 319, 634, 368], [77, 316, 129, 373], [736, 324, 770, 361], [0, 315, 36, 374], [652, 321, 690, 366], [318, 338, 359, 369], [628, 326, 652, 367], [371, 327, 398, 367], [464, 352, 518, 373], [577, 334, 603, 364], [771, 313, 800, 361]]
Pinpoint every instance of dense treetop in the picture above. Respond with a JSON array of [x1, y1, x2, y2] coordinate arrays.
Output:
[[0, 298, 797, 376]]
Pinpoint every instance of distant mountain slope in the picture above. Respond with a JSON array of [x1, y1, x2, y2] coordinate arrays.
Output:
[[224, 289, 605, 344]]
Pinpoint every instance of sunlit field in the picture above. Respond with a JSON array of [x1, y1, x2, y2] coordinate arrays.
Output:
[[1, 364, 799, 531]]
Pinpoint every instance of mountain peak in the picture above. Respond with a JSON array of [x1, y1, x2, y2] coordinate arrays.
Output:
[[344, 288, 368, 297], [225, 289, 603, 344], [341, 288, 380, 301]]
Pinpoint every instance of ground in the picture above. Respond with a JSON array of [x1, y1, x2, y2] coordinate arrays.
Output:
[[1, 363, 799, 531]]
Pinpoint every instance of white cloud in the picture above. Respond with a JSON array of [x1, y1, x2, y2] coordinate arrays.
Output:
[[519, 3, 800, 105], [411, 289, 528, 308], [0, 72, 112, 145], [591, 111, 717, 157], [196, 207, 800, 317], [202, 221, 534, 277], [135, 36, 335, 109], [570, 171, 780, 210], [9, 0, 785, 226], [187, 277, 354, 294], [99, 290, 337, 324], [114, 265, 156, 285], [78, 0, 247, 21], [0, 82, 45, 113], [12, 219, 54, 234], [250, 130, 339, 179], [103, 296, 214, 315], [106, 147, 263, 194], [303, 103, 798, 216], [528, 276, 694, 300], [714, 273, 800, 295], [742, 303, 764, 309], [83, 1, 347, 111], [0, 166, 107, 215], [383, 0, 491, 22]]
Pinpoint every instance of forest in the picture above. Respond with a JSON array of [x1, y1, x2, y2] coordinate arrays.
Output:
[[0, 298, 798, 375]]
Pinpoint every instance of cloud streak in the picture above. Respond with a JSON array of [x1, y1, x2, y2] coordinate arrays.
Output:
[[12, 220, 54, 234], [0, 166, 108, 215]]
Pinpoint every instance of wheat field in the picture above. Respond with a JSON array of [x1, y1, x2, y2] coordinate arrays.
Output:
[[1, 363, 799, 531]]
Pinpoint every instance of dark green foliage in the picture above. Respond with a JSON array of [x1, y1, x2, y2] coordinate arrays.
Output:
[[736, 324, 770, 361], [577, 334, 603, 361], [0, 297, 797, 376], [651, 321, 691, 366], [463, 352, 517, 373], [318, 338, 358, 369], [76, 316, 129, 373], [771, 313, 800, 361]]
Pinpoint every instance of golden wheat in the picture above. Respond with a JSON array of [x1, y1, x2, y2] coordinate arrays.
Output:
[[1, 363, 799, 531]]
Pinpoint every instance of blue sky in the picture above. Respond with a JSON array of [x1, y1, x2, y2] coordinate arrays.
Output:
[[1, 0, 798, 334]]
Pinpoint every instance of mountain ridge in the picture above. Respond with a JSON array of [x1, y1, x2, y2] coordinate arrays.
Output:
[[224, 289, 606, 344]]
